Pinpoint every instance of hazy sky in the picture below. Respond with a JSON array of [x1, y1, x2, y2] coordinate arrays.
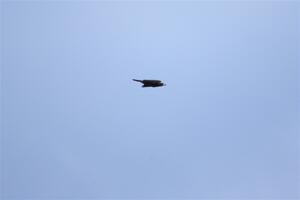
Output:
[[1, 1, 299, 199]]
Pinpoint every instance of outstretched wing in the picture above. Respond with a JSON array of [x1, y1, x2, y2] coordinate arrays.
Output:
[[142, 80, 161, 84]]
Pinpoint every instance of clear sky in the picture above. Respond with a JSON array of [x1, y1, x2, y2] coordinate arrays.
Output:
[[1, 1, 299, 199]]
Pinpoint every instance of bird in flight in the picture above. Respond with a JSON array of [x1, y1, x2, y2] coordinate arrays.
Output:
[[133, 79, 166, 87]]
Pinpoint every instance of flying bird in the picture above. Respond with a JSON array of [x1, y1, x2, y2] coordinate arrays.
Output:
[[133, 79, 166, 87]]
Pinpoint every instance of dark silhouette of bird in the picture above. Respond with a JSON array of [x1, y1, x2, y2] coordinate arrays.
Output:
[[133, 79, 166, 87]]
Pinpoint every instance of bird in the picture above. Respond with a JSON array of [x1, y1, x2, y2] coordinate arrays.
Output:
[[133, 79, 166, 87]]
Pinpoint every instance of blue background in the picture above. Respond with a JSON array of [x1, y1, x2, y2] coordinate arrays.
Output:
[[1, 1, 299, 199]]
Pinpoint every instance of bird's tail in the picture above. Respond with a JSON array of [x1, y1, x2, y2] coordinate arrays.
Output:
[[132, 79, 143, 83]]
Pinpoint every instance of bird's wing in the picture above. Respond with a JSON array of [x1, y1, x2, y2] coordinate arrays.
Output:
[[142, 80, 162, 84]]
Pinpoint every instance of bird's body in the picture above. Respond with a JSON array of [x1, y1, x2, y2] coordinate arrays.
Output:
[[133, 79, 166, 87]]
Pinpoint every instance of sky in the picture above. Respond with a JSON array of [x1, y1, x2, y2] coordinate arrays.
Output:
[[1, 1, 300, 199]]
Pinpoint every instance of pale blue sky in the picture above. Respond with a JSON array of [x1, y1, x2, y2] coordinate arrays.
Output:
[[1, 1, 300, 199]]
